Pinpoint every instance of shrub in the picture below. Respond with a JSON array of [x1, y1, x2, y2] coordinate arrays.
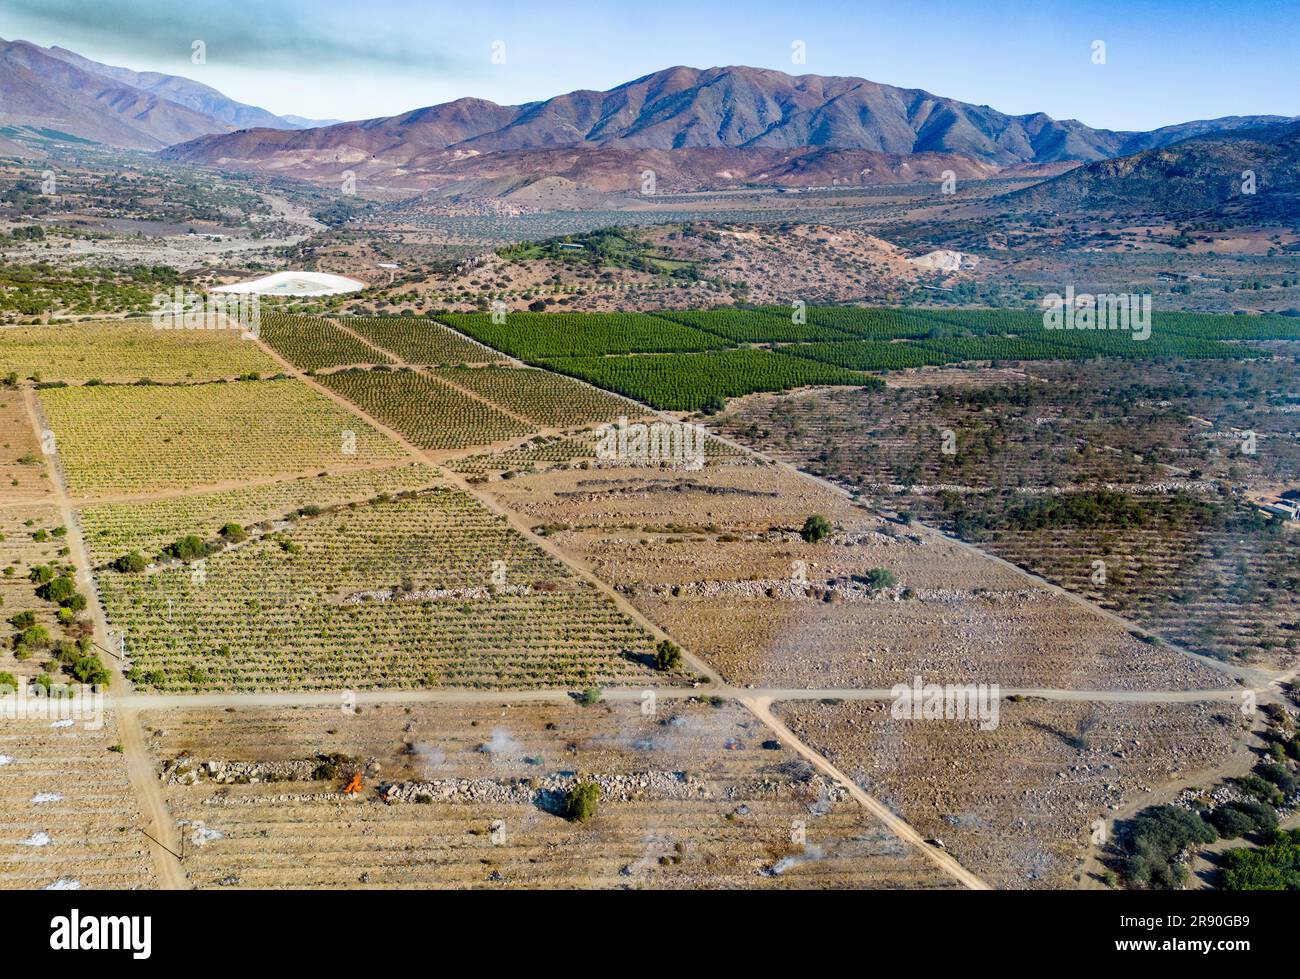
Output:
[[219, 522, 248, 543], [654, 639, 682, 671], [112, 551, 147, 573], [800, 514, 831, 543], [1210, 801, 1278, 839], [7, 610, 36, 629], [164, 535, 211, 562], [36, 575, 77, 604], [70, 654, 110, 686], [1118, 805, 1217, 889], [578, 687, 602, 707], [0, 671, 17, 693], [565, 781, 601, 823], [16, 624, 51, 650], [864, 567, 898, 590]]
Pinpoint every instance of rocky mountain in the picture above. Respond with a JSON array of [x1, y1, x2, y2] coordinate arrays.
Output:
[[1003, 120, 1300, 219], [0, 38, 334, 151], [162, 64, 1290, 174]]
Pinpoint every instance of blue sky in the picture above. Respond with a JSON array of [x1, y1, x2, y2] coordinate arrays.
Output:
[[3, 0, 1296, 130]]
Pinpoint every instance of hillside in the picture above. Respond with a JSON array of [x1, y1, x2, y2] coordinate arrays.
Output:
[[1004, 120, 1300, 219]]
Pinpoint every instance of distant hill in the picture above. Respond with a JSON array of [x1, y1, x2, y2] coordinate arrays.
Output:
[[0, 38, 335, 150], [1002, 120, 1300, 219]]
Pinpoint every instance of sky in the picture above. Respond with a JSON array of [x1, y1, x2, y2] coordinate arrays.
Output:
[[2, 0, 1296, 130]]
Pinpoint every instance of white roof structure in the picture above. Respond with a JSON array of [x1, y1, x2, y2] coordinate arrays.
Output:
[[210, 270, 367, 297]]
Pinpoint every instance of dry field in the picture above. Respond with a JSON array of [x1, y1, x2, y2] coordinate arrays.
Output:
[[139, 700, 957, 889], [475, 461, 1225, 691], [0, 391, 52, 501], [713, 362, 1300, 669], [773, 698, 1243, 889], [37, 378, 405, 496], [0, 713, 156, 890], [0, 320, 279, 383]]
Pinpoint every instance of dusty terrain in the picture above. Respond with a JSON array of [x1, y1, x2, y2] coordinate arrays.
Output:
[[774, 697, 1243, 889], [138, 700, 958, 889]]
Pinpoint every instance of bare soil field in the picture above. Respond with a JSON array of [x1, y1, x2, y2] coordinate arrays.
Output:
[[773, 698, 1244, 889], [477, 462, 1226, 691], [139, 700, 957, 889], [0, 713, 156, 890], [0, 390, 53, 501]]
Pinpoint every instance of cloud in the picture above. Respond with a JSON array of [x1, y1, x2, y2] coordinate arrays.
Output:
[[3, 0, 457, 73]]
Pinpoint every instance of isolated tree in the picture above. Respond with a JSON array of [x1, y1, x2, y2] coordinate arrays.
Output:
[[565, 781, 601, 823], [654, 639, 682, 672], [801, 514, 831, 543]]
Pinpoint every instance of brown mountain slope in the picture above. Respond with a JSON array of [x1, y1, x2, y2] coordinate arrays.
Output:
[[0, 38, 232, 149]]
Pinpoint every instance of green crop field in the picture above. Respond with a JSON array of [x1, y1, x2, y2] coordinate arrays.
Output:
[[539, 349, 871, 411], [437, 311, 729, 359], [655, 308, 855, 343], [259, 313, 391, 370], [431, 365, 639, 428], [80, 464, 442, 567]]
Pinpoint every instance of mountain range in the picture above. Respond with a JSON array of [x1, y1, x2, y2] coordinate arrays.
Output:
[[3, 42, 1296, 210], [0, 38, 336, 151]]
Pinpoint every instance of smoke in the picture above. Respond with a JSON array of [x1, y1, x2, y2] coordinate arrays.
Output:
[[31, 793, 63, 804], [409, 742, 446, 776], [477, 728, 522, 758], [19, 831, 53, 847], [43, 878, 81, 890], [766, 844, 825, 876], [0, 755, 13, 767]]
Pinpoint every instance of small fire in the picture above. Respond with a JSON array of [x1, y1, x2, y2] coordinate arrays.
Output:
[[342, 772, 364, 796]]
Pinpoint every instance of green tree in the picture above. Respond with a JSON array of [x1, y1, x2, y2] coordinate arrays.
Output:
[[654, 639, 682, 672], [801, 514, 831, 543], [565, 781, 601, 823]]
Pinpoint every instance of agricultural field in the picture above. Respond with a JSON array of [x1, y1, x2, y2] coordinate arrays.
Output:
[[656, 307, 856, 343], [0, 319, 279, 383], [449, 427, 746, 477], [436, 311, 730, 359], [0, 713, 156, 890], [0, 389, 52, 501], [317, 368, 535, 452], [1, 502, 79, 690], [258, 313, 392, 371], [93, 487, 664, 691], [774, 698, 1242, 889], [140, 700, 958, 889], [714, 355, 1300, 667], [427, 307, 1286, 414], [37, 378, 404, 496], [539, 349, 869, 411], [474, 461, 1225, 691], [341, 316, 508, 365], [79, 464, 442, 567], [431, 366, 640, 428]]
